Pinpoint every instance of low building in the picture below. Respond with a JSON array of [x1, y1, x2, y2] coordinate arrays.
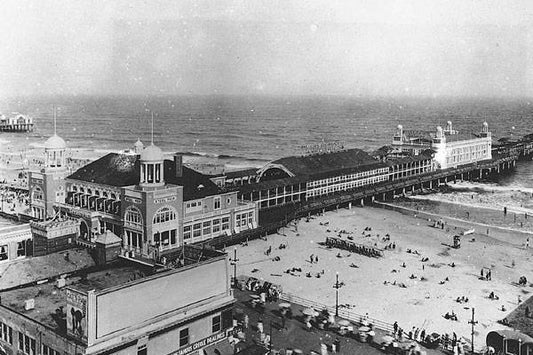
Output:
[[0, 224, 32, 262], [391, 121, 492, 170], [0, 245, 235, 355], [30, 217, 80, 257]]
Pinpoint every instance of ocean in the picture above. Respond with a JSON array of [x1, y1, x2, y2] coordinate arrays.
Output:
[[1, 95, 532, 187]]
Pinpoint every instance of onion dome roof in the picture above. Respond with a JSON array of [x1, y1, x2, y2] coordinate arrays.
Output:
[[140, 144, 163, 162], [44, 134, 66, 150]]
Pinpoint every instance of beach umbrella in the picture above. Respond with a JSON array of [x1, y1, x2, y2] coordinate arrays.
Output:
[[302, 307, 318, 316], [358, 326, 370, 332], [278, 302, 291, 309], [338, 319, 351, 326]]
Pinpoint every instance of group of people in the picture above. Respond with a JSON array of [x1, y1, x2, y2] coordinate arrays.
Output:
[[480, 268, 493, 281], [455, 296, 469, 304], [325, 236, 383, 258]]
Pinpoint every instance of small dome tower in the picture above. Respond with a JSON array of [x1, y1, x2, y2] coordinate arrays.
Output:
[[44, 108, 67, 171], [480, 121, 491, 138], [139, 113, 165, 188], [139, 143, 164, 188]]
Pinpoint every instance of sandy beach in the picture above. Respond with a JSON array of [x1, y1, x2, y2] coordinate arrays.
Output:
[[233, 204, 533, 350]]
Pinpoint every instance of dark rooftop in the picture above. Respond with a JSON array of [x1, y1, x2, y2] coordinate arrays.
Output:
[[67, 153, 220, 200], [0, 245, 227, 332], [0, 263, 150, 331], [271, 148, 387, 179], [0, 248, 95, 291], [224, 168, 258, 179]]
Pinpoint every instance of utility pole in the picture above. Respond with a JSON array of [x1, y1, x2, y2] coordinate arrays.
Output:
[[333, 272, 343, 316], [269, 320, 273, 354], [468, 308, 478, 355], [229, 247, 239, 288]]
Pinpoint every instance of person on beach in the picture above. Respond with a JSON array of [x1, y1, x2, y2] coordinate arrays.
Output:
[[257, 318, 263, 334]]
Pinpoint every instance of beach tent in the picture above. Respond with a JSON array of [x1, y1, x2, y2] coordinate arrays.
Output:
[[486, 330, 533, 355]]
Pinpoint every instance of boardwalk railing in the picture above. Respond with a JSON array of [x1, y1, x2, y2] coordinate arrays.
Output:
[[279, 292, 394, 334], [278, 292, 482, 354]]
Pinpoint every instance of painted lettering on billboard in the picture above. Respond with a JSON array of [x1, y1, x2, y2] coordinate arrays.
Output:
[[66, 288, 87, 341], [174, 332, 227, 355]]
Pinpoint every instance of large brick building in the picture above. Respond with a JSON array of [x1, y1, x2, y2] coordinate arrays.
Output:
[[29, 134, 258, 262]]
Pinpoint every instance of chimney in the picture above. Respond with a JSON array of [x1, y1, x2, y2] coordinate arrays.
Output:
[[174, 153, 183, 178], [25, 299, 35, 310]]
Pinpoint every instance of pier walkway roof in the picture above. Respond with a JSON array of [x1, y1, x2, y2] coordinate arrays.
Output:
[[258, 148, 387, 182]]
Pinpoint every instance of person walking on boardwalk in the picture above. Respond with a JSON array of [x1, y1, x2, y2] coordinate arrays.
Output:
[[310, 254, 315, 263], [257, 317, 263, 334], [393, 321, 398, 336], [244, 314, 249, 329]]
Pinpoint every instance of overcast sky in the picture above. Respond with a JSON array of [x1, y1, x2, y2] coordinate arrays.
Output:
[[1, 0, 533, 98]]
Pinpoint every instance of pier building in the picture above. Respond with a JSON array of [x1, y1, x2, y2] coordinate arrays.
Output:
[[0, 245, 235, 355], [0, 113, 34, 132], [28, 132, 258, 262], [232, 148, 434, 212], [392, 121, 492, 169]]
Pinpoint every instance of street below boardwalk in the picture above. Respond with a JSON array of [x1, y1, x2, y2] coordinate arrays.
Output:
[[232, 288, 446, 355]]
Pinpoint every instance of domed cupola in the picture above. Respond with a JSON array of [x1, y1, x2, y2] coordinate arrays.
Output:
[[44, 134, 66, 170], [44, 107, 67, 171], [139, 143, 164, 187]]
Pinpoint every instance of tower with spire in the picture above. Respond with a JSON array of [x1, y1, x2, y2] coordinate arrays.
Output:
[[28, 107, 68, 221], [121, 112, 183, 260]]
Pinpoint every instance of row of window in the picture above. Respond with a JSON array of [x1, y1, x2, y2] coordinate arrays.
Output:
[[0, 241, 30, 261], [178, 315, 221, 348], [235, 211, 254, 228], [69, 185, 118, 200], [307, 168, 389, 188], [185, 197, 232, 214], [154, 229, 178, 248], [153, 206, 176, 224], [4, 330, 59, 355], [184, 216, 230, 240], [306, 175, 388, 198], [259, 194, 302, 208]]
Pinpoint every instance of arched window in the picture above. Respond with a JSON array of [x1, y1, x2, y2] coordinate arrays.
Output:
[[124, 206, 143, 229], [32, 186, 44, 201], [153, 206, 177, 224]]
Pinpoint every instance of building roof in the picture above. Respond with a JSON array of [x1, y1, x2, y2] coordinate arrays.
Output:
[[225, 168, 258, 179], [95, 230, 122, 245], [67, 153, 220, 200], [0, 245, 227, 333], [0, 248, 95, 291], [140, 143, 164, 162], [44, 134, 66, 150], [269, 148, 387, 179], [0, 263, 151, 331], [384, 153, 434, 166], [443, 132, 480, 143]]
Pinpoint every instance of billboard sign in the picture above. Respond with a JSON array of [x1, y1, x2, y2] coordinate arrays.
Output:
[[66, 288, 88, 341]]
